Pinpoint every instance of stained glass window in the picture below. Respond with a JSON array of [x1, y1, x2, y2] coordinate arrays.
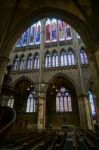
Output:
[[80, 47, 88, 64], [26, 92, 37, 112], [29, 24, 36, 45], [45, 18, 51, 42], [56, 87, 72, 112], [52, 51, 58, 67], [27, 53, 33, 69], [35, 21, 41, 44], [19, 55, 26, 70], [51, 19, 57, 42], [65, 24, 72, 40], [45, 51, 51, 68], [67, 48, 75, 65], [13, 55, 19, 70], [88, 90, 96, 116], [8, 96, 14, 108], [58, 20, 65, 41], [60, 49, 67, 66], [16, 37, 22, 47], [33, 53, 39, 69], [22, 29, 29, 46], [15, 18, 75, 47]]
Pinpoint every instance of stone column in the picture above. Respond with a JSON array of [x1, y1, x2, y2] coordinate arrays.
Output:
[[38, 94, 46, 129], [37, 19, 46, 129], [73, 31, 93, 129], [94, 49, 99, 73], [89, 49, 99, 123], [78, 94, 93, 129], [0, 57, 9, 104], [94, 49, 99, 123]]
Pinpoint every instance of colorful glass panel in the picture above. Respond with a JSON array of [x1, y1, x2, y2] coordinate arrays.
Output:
[[29, 24, 36, 45], [35, 21, 41, 44], [66, 24, 72, 40], [58, 20, 65, 41], [45, 19, 51, 42], [51, 19, 57, 42], [22, 29, 29, 46]]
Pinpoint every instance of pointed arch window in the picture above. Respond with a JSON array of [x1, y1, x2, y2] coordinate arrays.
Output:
[[19, 55, 26, 70], [56, 87, 72, 112], [45, 18, 51, 42], [16, 37, 22, 47], [22, 29, 29, 46], [8, 96, 14, 108], [45, 51, 51, 68], [58, 20, 65, 41], [80, 47, 88, 64], [51, 18, 57, 42], [67, 48, 75, 65], [27, 54, 33, 69], [35, 21, 41, 44], [13, 55, 19, 70], [60, 49, 67, 66], [26, 92, 37, 112], [29, 24, 36, 45], [65, 24, 72, 40], [52, 51, 58, 67], [33, 53, 39, 69], [88, 90, 96, 116]]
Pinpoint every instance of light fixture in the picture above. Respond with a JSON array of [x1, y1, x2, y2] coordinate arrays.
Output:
[[27, 87, 30, 91], [41, 80, 45, 87]]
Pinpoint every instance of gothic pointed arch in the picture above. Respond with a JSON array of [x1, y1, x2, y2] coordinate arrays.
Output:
[[19, 54, 26, 70], [14, 75, 33, 86], [60, 48, 67, 66], [52, 50, 58, 67], [46, 74, 80, 127], [33, 52, 39, 69], [13, 55, 19, 70], [80, 46, 88, 64], [27, 53, 33, 69], [45, 50, 51, 68], [67, 47, 75, 65]]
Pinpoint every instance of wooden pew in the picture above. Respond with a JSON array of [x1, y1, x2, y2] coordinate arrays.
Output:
[[84, 136, 96, 150]]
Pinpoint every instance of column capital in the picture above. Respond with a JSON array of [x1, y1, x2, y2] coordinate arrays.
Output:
[[77, 93, 88, 99]]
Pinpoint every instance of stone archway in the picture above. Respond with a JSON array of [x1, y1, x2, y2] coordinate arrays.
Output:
[[14, 77, 38, 129], [46, 75, 80, 129], [0, 6, 95, 58], [0, 2, 97, 98]]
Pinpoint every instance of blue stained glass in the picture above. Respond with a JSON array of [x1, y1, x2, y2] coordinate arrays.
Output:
[[22, 30, 28, 45], [36, 31, 40, 42], [52, 30, 57, 40], [29, 25, 36, 45], [35, 21, 41, 44], [58, 20, 65, 41], [16, 37, 22, 47], [66, 24, 72, 40], [51, 19, 57, 42], [88, 90, 96, 116]]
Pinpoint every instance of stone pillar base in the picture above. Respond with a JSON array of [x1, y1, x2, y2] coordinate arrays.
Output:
[[78, 94, 93, 129]]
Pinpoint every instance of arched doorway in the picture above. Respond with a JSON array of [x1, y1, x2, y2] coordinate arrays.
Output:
[[46, 75, 80, 129], [14, 78, 38, 129]]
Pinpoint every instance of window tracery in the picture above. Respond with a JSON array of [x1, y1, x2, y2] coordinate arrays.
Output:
[[8, 96, 14, 108], [26, 92, 37, 112], [56, 87, 72, 112], [80, 47, 88, 64]]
